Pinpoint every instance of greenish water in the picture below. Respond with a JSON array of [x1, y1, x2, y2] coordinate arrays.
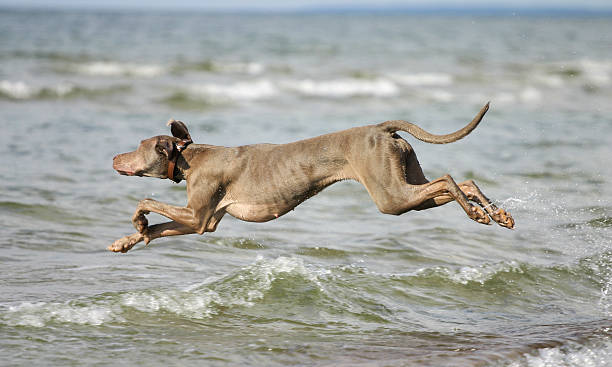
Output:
[[1, 9, 612, 366]]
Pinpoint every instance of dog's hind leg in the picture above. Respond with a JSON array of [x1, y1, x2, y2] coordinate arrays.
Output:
[[457, 180, 514, 228], [403, 175, 492, 225], [355, 135, 514, 228], [397, 178, 514, 229]]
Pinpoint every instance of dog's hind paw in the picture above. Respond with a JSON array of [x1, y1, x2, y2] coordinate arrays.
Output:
[[491, 208, 515, 229], [469, 205, 491, 225], [108, 233, 143, 253]]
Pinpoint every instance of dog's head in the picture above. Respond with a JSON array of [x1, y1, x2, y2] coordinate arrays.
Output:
[[113, 120, 192, 179]]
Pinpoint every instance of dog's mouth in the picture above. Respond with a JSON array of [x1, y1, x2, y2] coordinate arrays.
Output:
[[116, 169, 135, 176], [115, 167, 144, 176]]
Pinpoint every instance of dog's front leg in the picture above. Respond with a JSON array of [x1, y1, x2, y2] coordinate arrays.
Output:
[[132, 198, 207, 234], [109, 221, 196, 253]]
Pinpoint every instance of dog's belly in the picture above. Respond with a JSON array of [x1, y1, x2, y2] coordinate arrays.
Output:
[[224, 202, 291, 223]]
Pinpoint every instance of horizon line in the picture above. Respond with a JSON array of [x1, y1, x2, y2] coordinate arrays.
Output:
[[2, 4, 612, 16]]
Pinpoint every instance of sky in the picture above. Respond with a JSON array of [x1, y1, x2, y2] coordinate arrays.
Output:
[[1, 0, 611, 12]]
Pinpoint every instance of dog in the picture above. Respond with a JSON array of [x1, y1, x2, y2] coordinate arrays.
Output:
[[109, 102, 513, 253]]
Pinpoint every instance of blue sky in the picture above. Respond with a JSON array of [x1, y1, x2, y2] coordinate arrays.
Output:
[[1, 0, 611, 11]]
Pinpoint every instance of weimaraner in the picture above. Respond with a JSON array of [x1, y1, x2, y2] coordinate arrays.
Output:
[[109, 102, 514, 253]]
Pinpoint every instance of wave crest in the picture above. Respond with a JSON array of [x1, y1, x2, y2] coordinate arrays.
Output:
[[63, 61, 165, 77], [282, 78, 399, 98], [391, 72, 454, 87], [509, 337, 612, 367], [4, 301, 119, 327], [188, 79, 278, 102], [0, 80, 130, 100], [413, 261, 525, 285], [1, 256, 322, 327]]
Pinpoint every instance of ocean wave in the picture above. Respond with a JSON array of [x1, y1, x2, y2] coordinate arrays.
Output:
[[469, 87, 542, 106], [507, 337, 612, 367], [176, 60, 266, 75], [193, 79, 278, 101], [0, 80, 130, 100], [160, 79, 278, 108], [578, 59, 612, 85], [6, 50, 92, 62], [545, 59, 612, 86], [164, 77, 403, 106], [55, 59, 266, 77], [0, 80, 37, 99], [413, 261, 525, 285], [185, 79, 278, 103], [534, 73, 565, 88], [3, 253, 610, 328], [61, 61, 165, 77], [519, 87, 542, 103], [3, 301, 119, 327], [282, 78, 400, 98], [336, 260, 526, 287], [164, 77, 403, 108], [390, 72, 454, 87], [426, 89, 455, 102], [0, 256, 324, 327]]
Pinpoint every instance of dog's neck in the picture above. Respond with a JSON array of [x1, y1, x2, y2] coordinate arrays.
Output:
[[168, 154, 188, 183], [169, 145, 201, 183], [166, 139, 193, 183]]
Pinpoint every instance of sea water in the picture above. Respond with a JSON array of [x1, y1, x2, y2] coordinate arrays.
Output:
[[1, 9, 612, 366]]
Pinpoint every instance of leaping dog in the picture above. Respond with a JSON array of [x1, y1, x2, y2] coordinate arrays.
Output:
[[109, 102, 514, 253]]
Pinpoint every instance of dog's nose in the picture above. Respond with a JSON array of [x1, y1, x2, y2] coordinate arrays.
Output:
[[113, 154, 128, 173]]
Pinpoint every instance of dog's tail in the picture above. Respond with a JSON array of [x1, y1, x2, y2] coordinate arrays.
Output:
[[378, 102, 489, 144]]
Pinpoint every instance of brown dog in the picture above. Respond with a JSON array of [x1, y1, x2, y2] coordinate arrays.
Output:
[[109, 103, 513, 253]]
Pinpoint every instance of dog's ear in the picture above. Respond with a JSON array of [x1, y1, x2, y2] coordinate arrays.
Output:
[[156, 138, 175, 158], [167, 119, 192, 142]]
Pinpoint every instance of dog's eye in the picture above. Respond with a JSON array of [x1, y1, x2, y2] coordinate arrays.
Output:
[[155, 140, 174, 157]]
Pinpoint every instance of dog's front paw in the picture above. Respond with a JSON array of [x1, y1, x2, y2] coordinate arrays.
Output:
[[108, 233, 143, 253], [491, 208, 515, 229], [132, 212, 149, 233], [469, 205, 491, 225]]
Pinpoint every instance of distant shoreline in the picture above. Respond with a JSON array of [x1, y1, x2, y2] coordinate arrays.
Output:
[[2, 5, 612, 17]]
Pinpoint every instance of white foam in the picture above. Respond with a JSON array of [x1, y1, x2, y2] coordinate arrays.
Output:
[[427, 89, 455, 103], [519, 87, 542, 103], [0, 80, 76, 99], [219, 62, 265, 75], [54, 82, 76, 96], [417, 261, 523, 285], [282, 78, 400, 98], [236, 255, 324, 298], [71, 61, 164, 77], [579, 59, 611, 86], [549, 59, 612, 86], [0, 80, 34, 99], [508, 338, 612, 367], [391, 72, 453, 87], [535, 74, 565, 88], [121, 289, 222, 319], [4, 301, 118, 327], [601, 277, 612, 317], [190, 79, 278, 102], [122, 256, 320, 316], [493, 91, 517, 105]]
